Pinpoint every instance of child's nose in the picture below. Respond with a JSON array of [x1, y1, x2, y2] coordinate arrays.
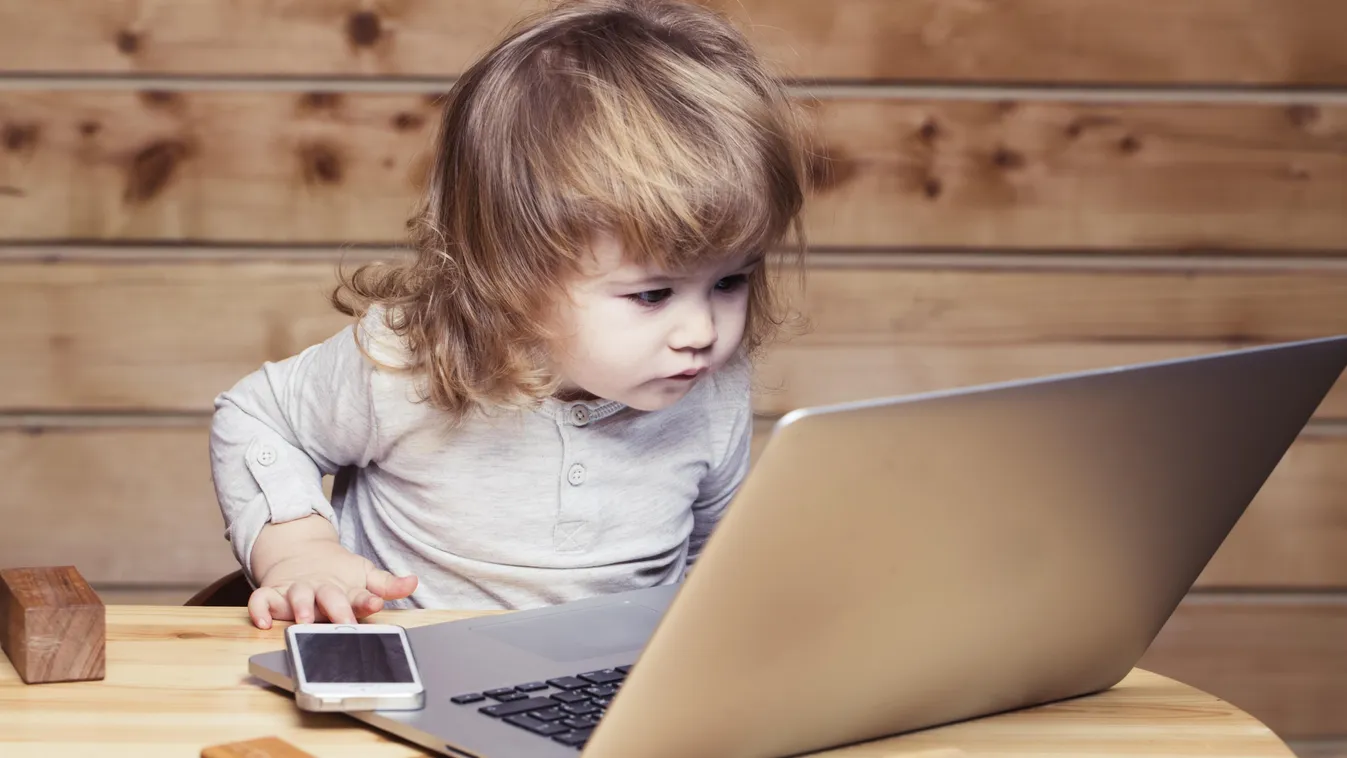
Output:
[[670, 306, 717, 351]]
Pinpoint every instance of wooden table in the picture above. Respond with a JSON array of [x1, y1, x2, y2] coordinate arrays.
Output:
[[0, 606, 1296, 758]]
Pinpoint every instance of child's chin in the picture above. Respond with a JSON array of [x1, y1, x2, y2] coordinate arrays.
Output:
[[619, 384, 695, 412]]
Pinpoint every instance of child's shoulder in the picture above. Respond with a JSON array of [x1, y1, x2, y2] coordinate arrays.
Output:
[[351, 304, 416, 371], [696, 353, 753, 409]]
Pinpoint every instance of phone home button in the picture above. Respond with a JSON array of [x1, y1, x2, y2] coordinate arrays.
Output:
[[335, 625, 357, 632]]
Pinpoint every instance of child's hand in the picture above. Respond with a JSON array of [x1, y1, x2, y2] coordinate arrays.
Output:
[[246, 515, 418, 629]]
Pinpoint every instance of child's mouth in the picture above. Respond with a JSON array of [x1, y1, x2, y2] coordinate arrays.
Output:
[[667, 368, 706, 381]]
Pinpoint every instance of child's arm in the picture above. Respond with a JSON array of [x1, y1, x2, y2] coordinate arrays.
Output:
[[209, 316, 416, 628], [687, 374, 754, 564]]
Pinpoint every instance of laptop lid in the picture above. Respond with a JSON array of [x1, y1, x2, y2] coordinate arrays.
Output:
[[581, 336, 1347, 758]]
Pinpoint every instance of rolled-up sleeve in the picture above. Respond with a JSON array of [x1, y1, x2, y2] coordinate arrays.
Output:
[[209, 318, 388, 580]]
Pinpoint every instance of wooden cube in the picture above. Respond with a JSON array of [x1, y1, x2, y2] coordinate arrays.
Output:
[[201, 737, 317, 758], [0, 566, 105, 684]]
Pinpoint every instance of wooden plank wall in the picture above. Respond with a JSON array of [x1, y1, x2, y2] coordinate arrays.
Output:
[[2, 1, 1345, 753]]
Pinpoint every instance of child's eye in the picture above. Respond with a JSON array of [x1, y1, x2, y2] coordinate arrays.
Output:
[[627, 288, 673, 306], [715, 274, 748, 292]]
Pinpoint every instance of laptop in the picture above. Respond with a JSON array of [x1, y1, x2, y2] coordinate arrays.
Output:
[[250, 335, 1347, 758]]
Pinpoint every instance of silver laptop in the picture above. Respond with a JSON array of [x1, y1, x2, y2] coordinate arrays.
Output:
[[250, 335, 1347, 758]]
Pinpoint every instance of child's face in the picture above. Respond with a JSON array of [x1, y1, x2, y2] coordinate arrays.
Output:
[[549, 232, 758, 411]]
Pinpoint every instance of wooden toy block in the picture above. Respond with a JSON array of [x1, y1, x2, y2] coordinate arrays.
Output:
[[201, 736, 318, 758], [0, 566, 105, 684]]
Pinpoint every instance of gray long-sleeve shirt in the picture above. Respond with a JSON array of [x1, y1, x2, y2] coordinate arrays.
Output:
[[208, 309, 752, 611]]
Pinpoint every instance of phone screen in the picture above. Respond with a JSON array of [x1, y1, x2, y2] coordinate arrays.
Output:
[[294, 632, 415, 684]]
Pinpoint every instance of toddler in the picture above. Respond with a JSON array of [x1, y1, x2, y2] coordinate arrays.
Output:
[[209, 0, 808, 629]]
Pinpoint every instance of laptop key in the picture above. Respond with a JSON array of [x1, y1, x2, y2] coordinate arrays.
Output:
[[546, 676, 589, 690], [515, 681, 548, 692], [615, 665, 632, 674], [532, 707, 566, 722], [479, 697, 556, 718], [504, 714, 571, 737], [550, 691, 589, 704], [579, 669, 625, 685], [561, 701, 599, 716], [490, 690, 526, 702], [584, 684, 619, 698], [563, 716, 600, 730], [553, 728, 595, 748], [450, 693, 485, 705]]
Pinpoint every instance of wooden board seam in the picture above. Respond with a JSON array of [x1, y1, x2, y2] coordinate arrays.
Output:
[[4, 413, 1346, 437], [4, 74, 1347, 105], [6, 248, 1347, 273], [0, 413, 212, 429]]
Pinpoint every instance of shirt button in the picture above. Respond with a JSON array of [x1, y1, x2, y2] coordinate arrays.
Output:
[[570, 405, 590, 426], [567, 464, 586, 486], [256, 446, 277, 466]]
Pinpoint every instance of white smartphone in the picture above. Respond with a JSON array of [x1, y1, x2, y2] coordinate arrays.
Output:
[[284, 622, 426, 712]]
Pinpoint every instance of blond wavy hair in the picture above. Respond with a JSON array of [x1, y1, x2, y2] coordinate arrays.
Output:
[[333, 0, 809, 420]]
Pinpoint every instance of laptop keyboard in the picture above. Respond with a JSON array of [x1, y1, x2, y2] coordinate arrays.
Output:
[[449, 666, 630, 749]]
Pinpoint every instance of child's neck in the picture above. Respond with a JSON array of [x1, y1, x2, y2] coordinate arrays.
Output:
[[552, 384, 600, 403]]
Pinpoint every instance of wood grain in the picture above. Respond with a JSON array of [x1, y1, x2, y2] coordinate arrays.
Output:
[[0, 566, 104, 684], [0, 260, 351, 412], [0, 606, 1299, 757], [3, 91, 1345, 250], [6, 260, 1347, 418], [87, 586, 196, 606], [4, 419, 1344, 590], [0, 425, 240, 585], [0, 90, 437, 245], [1140, 595, 1347, 740], [1, 0, 1345, 85], [799, 97, 1347, 251], [1196, 432, 1347, 590]]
